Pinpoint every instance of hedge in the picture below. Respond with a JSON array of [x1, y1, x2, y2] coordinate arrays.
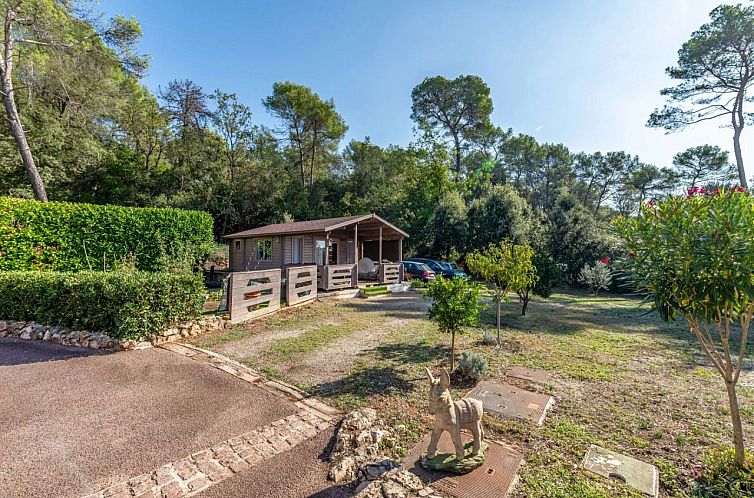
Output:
[[0, 197, 214, 272], [0, 271, 205, 339]]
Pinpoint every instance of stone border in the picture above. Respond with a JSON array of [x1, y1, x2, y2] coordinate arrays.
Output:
[[0, 316, 231, 351], [82, 409, 333, 498]]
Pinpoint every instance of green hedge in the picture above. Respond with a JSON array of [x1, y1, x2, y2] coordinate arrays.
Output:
[[0, 271, 205, 339], [0, 197, 214, 272]]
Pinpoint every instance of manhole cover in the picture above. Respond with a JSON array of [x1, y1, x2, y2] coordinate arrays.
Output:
[[403, 431, 522, 498], [506, 366, 551, 384], [468, 381, 553, 425], [582, 445, 659, 497]]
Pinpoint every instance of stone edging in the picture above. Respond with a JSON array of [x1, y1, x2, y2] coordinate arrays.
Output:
[[0, 316, 231, 351]]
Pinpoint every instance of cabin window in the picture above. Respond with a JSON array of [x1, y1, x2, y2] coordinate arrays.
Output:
[[255, 239, 272, 261], [234, 240, 241, 251], [292, 236, 303, 264], [314, 240, 326, 266]]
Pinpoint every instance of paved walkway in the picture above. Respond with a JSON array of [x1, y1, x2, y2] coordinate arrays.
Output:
[[0, 338, 341, 498]]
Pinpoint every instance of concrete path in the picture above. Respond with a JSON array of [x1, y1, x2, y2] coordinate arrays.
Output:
[[0, 338, 340, 498]]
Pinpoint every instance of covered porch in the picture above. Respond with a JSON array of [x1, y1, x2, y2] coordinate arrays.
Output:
[[315, 214, 406, 291]]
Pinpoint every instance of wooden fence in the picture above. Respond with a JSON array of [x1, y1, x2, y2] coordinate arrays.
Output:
[[317, 264, 358, 291], [379, 263, 402, 285], [228, 269, 281, 324], [286, 265, 318, 306]]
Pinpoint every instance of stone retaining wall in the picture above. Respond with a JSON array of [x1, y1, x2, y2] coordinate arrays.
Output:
[[0, 315, 232, 351]]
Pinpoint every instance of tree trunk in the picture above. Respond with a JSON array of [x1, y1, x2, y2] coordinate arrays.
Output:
[[496, 298, 501, 345], [521, 296, 529, 316], [0, 10, 47, 201], [453, 133, 462, 178], [725, 378, 746, 465], [733, 126, 747, 189], [450, 330, 456, 373]]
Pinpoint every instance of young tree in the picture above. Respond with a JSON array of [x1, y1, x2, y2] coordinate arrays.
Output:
[[648, 4, 754, 188], [411, 75, 493, 177], [615, 189, 754, 465], [264, 81, 347, 189], [673, 145, 736, 189], [425, 276, 483, 373], [577, 261, 612, 296], [467, 240, 538, 341], [0, 1, 146, 201]]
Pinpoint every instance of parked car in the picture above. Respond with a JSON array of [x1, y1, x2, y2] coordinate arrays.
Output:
[[406, 258, 467, 279], [401, 261, 436, 282]]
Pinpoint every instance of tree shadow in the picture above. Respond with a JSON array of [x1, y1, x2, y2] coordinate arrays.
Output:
[[0, 337, 109, 366], [373, 342, 450, 365], [340, 295, 429, 321], [313, 366, 416, 399]]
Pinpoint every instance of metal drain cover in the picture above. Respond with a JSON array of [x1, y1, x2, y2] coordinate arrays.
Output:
[[404, 431, 522, 498], [582, 445, 659, 497], [468, 381, 554, 425], [506, 366, 551, 384]]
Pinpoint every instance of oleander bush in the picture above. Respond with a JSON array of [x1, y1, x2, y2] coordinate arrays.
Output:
[[0, 271, 204, 339], [0, 197, 214, 272]]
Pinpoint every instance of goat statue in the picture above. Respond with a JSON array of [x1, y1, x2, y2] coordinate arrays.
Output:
[[425, 367, 484, 462]]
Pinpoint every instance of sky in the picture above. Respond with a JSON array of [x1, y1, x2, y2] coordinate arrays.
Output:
[[101, 0, 751, 180]]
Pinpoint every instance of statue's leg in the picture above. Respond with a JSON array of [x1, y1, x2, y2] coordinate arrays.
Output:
[[452, 428, 465, 460], [427, 427, 442, 458], [470, 421, 482, 455]]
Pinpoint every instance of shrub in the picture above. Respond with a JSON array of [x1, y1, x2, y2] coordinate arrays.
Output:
[[0, 197, 214, 272], [481, 330, 497, 345], [457, 351, 488, 381], [410, 277, 428, 289], [693, 447, 754, 497], [578, 261, 612, 296], [0, 270, 204, 339]]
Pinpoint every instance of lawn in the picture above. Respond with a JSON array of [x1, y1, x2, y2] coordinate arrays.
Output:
[[192, 289, 754, 497]]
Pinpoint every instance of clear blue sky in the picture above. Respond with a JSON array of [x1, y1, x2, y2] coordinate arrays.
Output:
[[101, 0, 751, 179]]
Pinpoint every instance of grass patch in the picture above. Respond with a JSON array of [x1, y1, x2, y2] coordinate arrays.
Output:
[[263, 324, 353, 361]]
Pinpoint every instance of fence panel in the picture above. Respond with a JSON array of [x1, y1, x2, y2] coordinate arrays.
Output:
[[229, 269, 281, 323], [379, 263, 402, 285], [286, 265, 318, 306], [327, 264, 357, 290]]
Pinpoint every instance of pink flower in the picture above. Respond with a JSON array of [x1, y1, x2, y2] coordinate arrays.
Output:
[[647, 199, 654, 206], [600, 257, 610, 264], [700, 188, 706, 194], [737, 187, 745, 192]]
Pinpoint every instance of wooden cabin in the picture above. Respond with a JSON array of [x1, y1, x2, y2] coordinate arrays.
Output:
[[225, 214, 407, 291]]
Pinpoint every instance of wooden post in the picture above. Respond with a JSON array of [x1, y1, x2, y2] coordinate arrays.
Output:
[[379, 226, 383, 263], [354, 223, 358, 264], [398, 238, 403, 262]]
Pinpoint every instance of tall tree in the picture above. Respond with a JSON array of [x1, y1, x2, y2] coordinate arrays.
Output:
[[673, 145, 735, 189], [411, 75, 493, 177], [263, 81, 347, 189], [648, 4, 754, 188], [0, 1, 145, 201]]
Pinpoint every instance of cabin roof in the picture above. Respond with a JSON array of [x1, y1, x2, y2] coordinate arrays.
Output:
[[225, 214, 408, 239]]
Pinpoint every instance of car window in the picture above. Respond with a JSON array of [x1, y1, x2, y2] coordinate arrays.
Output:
[[418, 263, 432, 272]]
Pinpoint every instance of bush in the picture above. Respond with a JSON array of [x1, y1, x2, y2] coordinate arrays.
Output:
[[0, 197, 214, 272], [481, 330, 497, 345], [578, 261, 612, 296], [457, 351, 488, 381], [0, 270, 204, 339], [693, 447, 754, 497]]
